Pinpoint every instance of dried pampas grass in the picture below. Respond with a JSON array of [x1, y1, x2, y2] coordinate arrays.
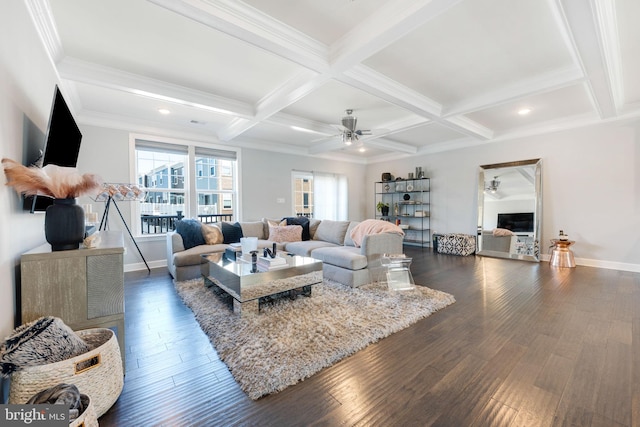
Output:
[[2, 158, 102, 199]]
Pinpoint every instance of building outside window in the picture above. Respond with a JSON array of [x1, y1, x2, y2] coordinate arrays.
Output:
[[292, 172, 314, 218], [134, 138, 237, 234]]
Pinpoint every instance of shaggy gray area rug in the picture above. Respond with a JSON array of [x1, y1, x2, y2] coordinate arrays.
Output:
[[174, 278, 455, 400]]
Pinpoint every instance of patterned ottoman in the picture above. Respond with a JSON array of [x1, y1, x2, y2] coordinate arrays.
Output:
[[437, 233, 476, 256]]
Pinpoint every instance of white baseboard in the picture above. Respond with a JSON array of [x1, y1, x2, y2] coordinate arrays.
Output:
[[540, 254, 640, 272], [124, 259, 167, 272]]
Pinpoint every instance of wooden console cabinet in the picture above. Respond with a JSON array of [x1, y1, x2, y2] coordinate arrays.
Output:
[[20, 231, 125, 366]]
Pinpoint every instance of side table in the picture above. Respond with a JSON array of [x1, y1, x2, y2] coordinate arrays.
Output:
[[381, 254, 415, 290], [550, 239, 576, 268]]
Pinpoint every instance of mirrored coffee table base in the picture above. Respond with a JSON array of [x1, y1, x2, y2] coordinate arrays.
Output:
[[201, 253, 323, 316]]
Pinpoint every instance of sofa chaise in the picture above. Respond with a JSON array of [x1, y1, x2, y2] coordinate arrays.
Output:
[[166, 218, 404, 287]]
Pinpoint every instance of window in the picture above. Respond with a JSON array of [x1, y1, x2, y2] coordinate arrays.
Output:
[[293, 172, 313, 217], [134, 138, 238, 234], [292, 171, 347, 220]]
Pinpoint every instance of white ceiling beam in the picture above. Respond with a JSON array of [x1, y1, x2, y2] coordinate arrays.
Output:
[[554, 0, 618, 118], [147, 0, 330, 72], [218, 71, 329, 141], [340, 65, 492, 140], [265, 113, 337, 136], [58, 58, 254, 118], [330, 0, 466, 70], [307, 139, 349, 155], [340, 65, 442, 117], [443, 67, 585, 117], [360, 138, 417, 154]]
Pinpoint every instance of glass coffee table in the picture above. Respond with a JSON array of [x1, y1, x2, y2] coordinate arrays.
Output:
[[201, 252, 323, 316]]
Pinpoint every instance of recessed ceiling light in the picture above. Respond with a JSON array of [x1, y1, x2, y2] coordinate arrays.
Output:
[[158, 108, 171, 115], [518, 108, 531, 116], [359, 147, 366, 152]]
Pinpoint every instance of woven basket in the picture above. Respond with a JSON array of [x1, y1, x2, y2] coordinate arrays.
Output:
[[9, 328, 123, 418], [70, 395, 98, 427]]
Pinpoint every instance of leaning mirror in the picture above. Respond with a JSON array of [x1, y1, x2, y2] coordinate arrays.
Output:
[[477, 158, 542, 262]]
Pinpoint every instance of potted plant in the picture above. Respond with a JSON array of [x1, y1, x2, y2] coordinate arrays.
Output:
[[376, 201, 390, 217]]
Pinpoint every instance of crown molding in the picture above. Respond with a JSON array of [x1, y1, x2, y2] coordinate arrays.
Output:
[[58, 57, 253, 118], [25, 0, 64, 66], [555, 0, 617, 118], [592, 0, 624, 111]]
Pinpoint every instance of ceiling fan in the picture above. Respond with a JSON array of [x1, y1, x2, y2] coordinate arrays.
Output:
[[485, 176, 500, 193], [336, 109, 371, 145], [311, 109, 374, 146]]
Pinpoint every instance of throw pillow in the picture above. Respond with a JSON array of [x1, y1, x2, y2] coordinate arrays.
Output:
[[266, 218, 287, 227], [201, 223, 223, 245], [268, 225, 303, 242], [313, 220, 351, 245], [0, 316, 90, 377], [493, 228, 515, 236], [221, 221, 244, 244], [175, 219, 206, 250], [283, 217, 311, 241], [239, 221, 266, 240], [308, 219, 321, 239], [349, 219, 405, 247]]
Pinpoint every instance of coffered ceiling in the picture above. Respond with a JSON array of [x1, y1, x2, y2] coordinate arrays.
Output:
[[28, 0, 640, 163]]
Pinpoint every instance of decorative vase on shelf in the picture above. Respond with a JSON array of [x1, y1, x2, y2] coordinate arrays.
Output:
[[45, 198, 85, 251], [381, 206, 389, 216]]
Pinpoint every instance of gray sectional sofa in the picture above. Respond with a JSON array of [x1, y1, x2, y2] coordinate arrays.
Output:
[[166, 218, 404, 287]]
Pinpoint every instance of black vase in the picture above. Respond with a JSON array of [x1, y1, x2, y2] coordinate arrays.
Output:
[[381, 206, 389, 216], [45, 198, 85, 251]]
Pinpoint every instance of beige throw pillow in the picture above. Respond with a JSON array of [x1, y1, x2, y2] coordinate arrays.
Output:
[[202, 223, 223, 244], [268, 225, 303, 242], [267, 219, 288, 227]]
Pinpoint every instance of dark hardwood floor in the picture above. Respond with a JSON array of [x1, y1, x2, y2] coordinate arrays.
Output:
[[98, 248, 640, 426]]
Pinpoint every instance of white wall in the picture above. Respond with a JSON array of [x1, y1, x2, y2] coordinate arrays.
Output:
[[367, 120, 640, 271], [0, 2, 61, 340], [0, 1, 64, 400]]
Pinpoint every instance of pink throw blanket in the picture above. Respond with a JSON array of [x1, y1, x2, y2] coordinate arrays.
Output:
[[350, 219, 405, 247]]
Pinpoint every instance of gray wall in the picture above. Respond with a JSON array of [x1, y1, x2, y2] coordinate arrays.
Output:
[[240, 148, 367, 221], [367, 121, 640, 270]]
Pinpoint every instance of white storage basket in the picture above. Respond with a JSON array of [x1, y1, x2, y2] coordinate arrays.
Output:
[[9, 328, 123, 418], [70, 394, 99, 427]]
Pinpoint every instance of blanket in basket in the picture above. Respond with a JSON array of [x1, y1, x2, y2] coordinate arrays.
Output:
[[0, 317, 89, 377]]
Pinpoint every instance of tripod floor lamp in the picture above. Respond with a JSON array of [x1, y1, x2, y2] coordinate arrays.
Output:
[[95, 183, 150, 273]]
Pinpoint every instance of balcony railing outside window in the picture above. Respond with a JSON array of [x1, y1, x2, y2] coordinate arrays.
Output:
[[140, 211, 233, 234]]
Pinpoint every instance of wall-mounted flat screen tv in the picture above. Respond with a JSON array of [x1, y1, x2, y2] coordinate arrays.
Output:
[[24, 85, 82, 212], [497, 212, 534, 233]]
